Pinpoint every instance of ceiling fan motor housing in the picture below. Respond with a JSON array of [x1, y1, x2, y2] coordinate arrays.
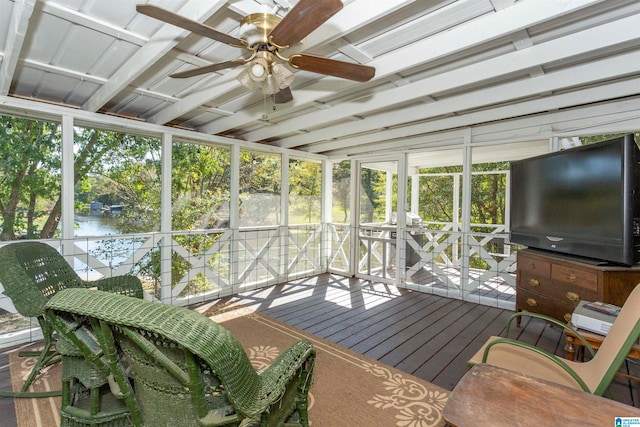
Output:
[[239, 13, 282, 48]]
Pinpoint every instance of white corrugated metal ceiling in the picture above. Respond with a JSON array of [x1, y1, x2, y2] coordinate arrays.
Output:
[[1, 0, 639, 164]]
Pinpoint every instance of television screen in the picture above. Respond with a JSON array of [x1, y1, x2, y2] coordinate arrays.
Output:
[[510, 134, 639, 265]]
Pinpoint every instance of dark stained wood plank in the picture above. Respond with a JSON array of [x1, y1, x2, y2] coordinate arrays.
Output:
[[317, 291, 440, 343], [384, 302, 489, 370], [238, 274, 637, 408], [267, 288, 358, 324], [412, 304, 507, 384], [281, 286, 392, 330], [342, 296, 456, 355], [430, 307, 514, 389], [372, 299, 471, 364]]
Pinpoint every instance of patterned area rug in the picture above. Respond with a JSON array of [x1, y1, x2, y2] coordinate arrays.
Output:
[[204, 305, 449, 427], [10, 306, 449, 427], [8, 348, 61, 427]]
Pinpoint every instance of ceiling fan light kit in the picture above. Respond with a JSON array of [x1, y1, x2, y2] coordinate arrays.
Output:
[[137, 0, 376, 103], [235, 67, 255, 89], [248, 56, 269, 81], [262, 75, 279, 95], [271, 63, 294, 89]]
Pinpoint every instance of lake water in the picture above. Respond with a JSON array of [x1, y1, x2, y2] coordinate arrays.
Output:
[[73, 216, 132, 274], [75, 215, 119, 236]]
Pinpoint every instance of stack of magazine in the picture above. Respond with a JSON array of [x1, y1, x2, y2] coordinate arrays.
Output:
[[571, 301, 620, 335]]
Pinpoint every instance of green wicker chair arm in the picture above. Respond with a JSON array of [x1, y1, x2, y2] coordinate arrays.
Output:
[[482, 337, 591, 392], [85, 275, 144, 299], [256, 339, 315, 407], [504, 311, 596, 357]]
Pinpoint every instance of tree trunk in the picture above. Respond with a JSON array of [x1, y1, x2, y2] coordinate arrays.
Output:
[[40, 198, 61, 239]]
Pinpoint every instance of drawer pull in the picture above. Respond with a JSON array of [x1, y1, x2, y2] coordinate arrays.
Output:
[[566, 291, 580, 302], [528, 278, 540, 287], [564, 313, 572, 323], [526, 298, 538, 307], [568, 273, 576, 282], [530, 262, 536, 269]]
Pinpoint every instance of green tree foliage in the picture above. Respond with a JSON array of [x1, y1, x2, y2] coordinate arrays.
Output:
[[171, 143, 231, 230], [471, 162, 509, 229], [239, 151, 281, 225], [332, 160, 350, 223], [360, 167, 385, 223], [0, 117, 165, 241], [0, 116, 61, 240], [73, 127, 162, 233], [289, 159, 321, 223], [416, 164, 509, 227], [417, 166, 461, 223], [580, 132, 640, 145]]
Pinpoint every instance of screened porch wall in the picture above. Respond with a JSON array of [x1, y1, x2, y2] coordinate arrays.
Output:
[[354, 224, 517, 310], [0, 102, 535, 350], [352, 154, 518, 310]]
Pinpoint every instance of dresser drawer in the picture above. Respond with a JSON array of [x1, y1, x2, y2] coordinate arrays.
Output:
[[516, 250, 639, 324], [543, 282, 600, 308], [551, 264, 599, 293], [518, 255, 551, 278], [519, 271, 550, 290], [517, 288, 575, 323]]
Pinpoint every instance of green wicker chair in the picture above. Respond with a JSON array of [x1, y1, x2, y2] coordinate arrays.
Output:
[[0, 241, 144, 399], [45, 288, 316, 427]]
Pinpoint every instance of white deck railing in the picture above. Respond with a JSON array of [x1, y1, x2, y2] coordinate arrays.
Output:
[[0, 221, 516, 348]]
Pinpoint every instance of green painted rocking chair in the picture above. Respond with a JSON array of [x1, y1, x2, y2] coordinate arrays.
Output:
[[0, 241, 144, 398], [45, 287, 316, 427]]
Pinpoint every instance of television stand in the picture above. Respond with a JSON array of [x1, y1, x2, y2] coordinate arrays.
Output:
[[516, 249, 640, 324]]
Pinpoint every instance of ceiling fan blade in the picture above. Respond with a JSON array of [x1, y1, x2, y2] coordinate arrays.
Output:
[[269, 0, 343, 48], [274, 86, 293, 104], [289, 54, 375, 82], [136, 4, 244, 47], [170, 60, 245, 78]]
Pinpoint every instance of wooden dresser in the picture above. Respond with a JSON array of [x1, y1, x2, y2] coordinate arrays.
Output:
[[516, 249, 640, 323]]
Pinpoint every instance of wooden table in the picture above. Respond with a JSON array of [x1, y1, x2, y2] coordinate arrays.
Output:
[[443, 364, 640, 427], [564, 324, 640, 362]]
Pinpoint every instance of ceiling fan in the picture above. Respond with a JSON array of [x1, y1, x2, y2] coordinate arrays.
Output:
[[136, 0, 376, 103]]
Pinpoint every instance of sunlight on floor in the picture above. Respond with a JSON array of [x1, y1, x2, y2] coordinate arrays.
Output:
[[267, 287, 316, 309], [362, 282, 402, 310], [327, 287, 355, 309]]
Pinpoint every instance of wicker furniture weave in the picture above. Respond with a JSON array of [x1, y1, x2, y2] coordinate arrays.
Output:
[[0, 241, 144, 401], [45, 288, 316, 427]]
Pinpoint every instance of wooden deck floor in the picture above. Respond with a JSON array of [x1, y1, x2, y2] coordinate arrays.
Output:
[[217, 273, 639, 406], [0, 273, 637, 425]]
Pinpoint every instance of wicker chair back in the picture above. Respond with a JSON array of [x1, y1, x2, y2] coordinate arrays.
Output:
[[0, 241, 143, 402], [45, 288, 315, 427]]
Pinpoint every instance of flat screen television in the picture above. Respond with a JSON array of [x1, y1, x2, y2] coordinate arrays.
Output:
[[509, 134, 640, 266]]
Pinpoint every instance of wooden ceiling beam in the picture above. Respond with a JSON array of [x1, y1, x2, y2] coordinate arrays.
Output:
[[0, 0, 36, 96]]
